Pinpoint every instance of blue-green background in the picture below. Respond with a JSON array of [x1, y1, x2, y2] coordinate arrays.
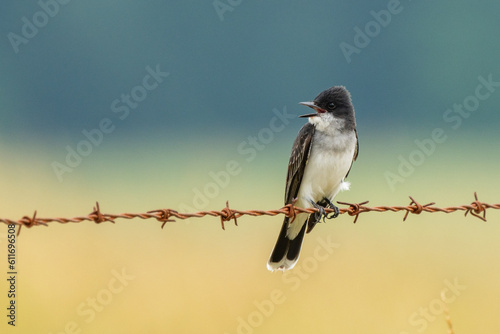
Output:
[[1, 1, 500, 333]]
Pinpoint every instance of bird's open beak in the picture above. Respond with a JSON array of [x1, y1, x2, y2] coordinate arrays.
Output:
[[298, 101, 327, 118]]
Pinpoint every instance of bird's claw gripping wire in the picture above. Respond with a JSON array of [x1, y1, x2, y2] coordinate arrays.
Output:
[[309, 198, 339, 223]]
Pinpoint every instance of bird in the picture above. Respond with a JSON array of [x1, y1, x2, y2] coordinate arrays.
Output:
[[267, 86, 358, 271]]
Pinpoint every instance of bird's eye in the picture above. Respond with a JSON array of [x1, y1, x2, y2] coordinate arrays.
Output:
[[328, 102, 336, 110]]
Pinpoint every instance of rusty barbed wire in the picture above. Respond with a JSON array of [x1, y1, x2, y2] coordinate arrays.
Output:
[[1, 193, 498, 236]]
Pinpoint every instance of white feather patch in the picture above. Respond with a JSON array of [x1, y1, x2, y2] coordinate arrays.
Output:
[[339, 180, 351, 191]]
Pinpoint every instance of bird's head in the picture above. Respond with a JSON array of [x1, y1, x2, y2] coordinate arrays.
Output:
[[299, 86, 354, 119]]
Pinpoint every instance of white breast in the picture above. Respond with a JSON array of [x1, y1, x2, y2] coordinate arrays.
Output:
[[298, 131, 355, 203]]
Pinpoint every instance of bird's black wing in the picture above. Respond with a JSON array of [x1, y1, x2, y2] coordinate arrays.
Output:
[[268, 123, 314, 269], [345, 129, 359, 179], [284, 123, 315, 204]]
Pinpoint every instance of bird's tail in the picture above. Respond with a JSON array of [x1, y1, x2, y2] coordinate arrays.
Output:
[[267, 216, 308, 271]]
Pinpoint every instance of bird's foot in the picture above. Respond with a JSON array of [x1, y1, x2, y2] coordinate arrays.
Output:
[[309, 198, 339, 223], [321, 198, 339, 220]]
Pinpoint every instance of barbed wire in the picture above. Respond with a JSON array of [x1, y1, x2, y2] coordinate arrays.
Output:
[[1, 193, 498, 236]]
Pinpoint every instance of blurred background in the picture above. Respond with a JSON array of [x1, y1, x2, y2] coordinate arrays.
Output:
[[1, 1, 500, 333]]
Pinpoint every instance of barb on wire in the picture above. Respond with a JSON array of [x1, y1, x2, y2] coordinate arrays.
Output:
[[1, 193, 498, 235]]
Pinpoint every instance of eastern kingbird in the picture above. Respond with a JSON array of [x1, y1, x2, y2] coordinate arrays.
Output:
[[267, 86, 358, 271]]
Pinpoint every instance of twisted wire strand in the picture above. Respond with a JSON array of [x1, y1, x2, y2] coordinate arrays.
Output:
[[2, 193, 497, 236]]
